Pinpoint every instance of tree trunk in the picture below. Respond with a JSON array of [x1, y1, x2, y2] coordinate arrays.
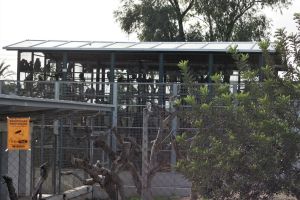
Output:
[[177, 17, 186, 41]]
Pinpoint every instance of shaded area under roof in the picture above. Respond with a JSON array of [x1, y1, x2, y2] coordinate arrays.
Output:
[[3, 40, 275, 53]]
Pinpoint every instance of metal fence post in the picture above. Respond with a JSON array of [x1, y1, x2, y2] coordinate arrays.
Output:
[[112, 82, 118, 152], [171, 84, 178, 170], [58, 119, 63, 194], [55, 81, 60, 100], [41, 115, 45, 166], [142, 107, 150, 200], [53, 120, 59, 194]]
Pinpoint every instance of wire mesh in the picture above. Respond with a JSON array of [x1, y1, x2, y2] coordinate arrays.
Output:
[[1, 81, 247, 200]]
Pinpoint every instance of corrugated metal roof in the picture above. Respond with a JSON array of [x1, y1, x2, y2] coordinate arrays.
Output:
[[3, 39, 275, 53]]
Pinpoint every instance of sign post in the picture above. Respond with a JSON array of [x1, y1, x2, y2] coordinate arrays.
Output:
[[7, 117, 30, 150]]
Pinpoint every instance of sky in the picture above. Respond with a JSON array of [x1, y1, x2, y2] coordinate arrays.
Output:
[[0, 0, 299, 72]]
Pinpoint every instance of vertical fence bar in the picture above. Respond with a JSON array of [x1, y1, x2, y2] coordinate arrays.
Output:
[[142, 107, 150, 200], [58, 119, 63, 194], [112, 82, 118, 152], [171, 84, 178, 170], [40, 115, 45, 166], [30, 127, 34, 196], [52, 120, 59, 194]]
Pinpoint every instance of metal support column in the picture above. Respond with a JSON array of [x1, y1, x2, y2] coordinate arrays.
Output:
[[110, 53, 115, 83], [43, 54, 47, 81], [17, 51, 21, 81], [96, 66, 100, 102], [31, 52, 34, 67], [62, 53, 68, 81], [158, 53, 164, 105]]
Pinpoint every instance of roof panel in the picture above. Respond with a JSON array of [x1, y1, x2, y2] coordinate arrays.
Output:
[[105, 42, 136, 48], [230, 42, 255, 50], [34, 41, 67, 48], [9, 40, 45, 48], [129, 43, 161, 49], [205, 43, 231, 50], [178, 43, 207, 49], [80, 42, 113, 48], [57, 41, 89, 48], [153, 43, 184, 49]]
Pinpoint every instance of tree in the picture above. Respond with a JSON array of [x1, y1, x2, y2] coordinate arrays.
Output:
[[62, 113, 174, 200], [0, 60, 14, 79], [193, 0, 291, 41], [114, 0, 195, 41], [174, 15, 300, 199], [114, 0, 291, 41]]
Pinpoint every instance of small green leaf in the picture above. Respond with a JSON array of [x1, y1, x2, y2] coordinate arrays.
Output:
[[184, 95, 196, 105]]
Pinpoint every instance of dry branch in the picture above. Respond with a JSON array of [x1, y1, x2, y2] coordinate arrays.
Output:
[[71, 156, 122, 200]]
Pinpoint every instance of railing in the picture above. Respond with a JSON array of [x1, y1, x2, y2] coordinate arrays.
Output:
[[0, 80, 114, 104], [0, 80, 242, 104]]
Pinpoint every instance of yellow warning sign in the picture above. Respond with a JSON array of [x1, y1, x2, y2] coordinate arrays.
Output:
[[7, 117, 30, 150]]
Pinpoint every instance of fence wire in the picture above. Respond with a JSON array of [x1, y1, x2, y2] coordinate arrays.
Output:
[[1, 81, 244, 200]]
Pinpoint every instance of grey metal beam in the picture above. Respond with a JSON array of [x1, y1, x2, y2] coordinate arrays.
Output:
[[0, 94, 113, 112]]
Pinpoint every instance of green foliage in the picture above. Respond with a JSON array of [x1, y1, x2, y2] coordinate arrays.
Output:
[[115, 0, 290, 41], [275, 13, 300, 79], [194, 0, 281, 41], [178, 60, 196, 95], [176, 16, 300, 199], [114, 0, 194, 41]]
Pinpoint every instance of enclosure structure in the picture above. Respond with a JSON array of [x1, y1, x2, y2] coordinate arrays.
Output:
[[1, 40, 283, 199], [4, 40, 280, 84], [3, 40, 281, 106]]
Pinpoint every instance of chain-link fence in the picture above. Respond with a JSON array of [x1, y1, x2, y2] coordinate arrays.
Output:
[[1, 81, 243, 200]]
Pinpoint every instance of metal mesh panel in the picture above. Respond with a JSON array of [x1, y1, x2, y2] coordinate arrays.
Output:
[[1, 81, 249, 199], [0, 80, 56, 99]]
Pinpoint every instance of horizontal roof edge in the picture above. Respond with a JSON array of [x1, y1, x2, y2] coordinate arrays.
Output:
[[3, 40, 276, 53]]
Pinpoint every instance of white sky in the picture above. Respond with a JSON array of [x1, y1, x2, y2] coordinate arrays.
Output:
[[0, 0, 299, 71]]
